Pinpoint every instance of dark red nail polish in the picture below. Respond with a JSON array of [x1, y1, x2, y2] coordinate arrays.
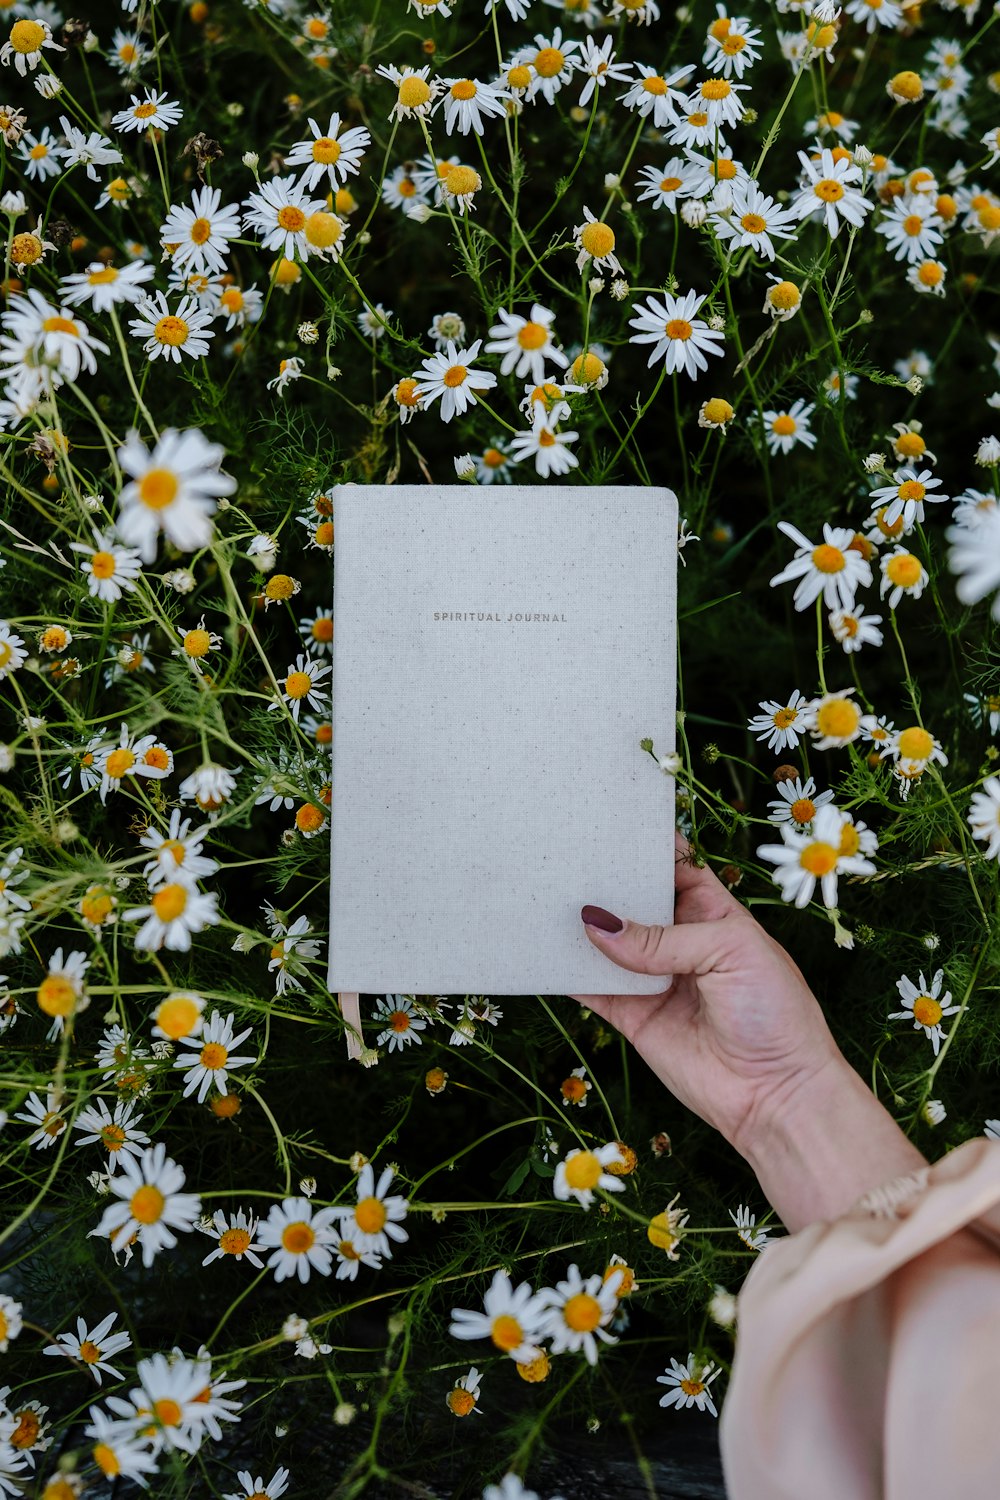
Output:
[[581, 904, 624, 934]]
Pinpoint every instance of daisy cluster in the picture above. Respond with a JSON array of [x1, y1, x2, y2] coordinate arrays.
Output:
[[1, 0, 1000, 1490]]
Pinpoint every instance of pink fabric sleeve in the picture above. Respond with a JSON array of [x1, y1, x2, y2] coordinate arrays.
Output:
[[718, 1138, 1000, 1500]]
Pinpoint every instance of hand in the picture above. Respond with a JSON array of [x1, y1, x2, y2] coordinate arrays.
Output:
[[572, 833, 926, 1231]]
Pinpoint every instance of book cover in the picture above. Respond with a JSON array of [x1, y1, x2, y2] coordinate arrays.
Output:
[[327, 483, 678, 997]]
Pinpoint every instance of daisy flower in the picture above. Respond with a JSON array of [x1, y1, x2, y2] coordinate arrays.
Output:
[[875, 194, 945, 263], [111, 90, 183, 134], [339, 1164, 410, 1258], [803, 686, 869, 750], [14, 1088, 68, 1150], [73, 1098, 150, 1173], [224, 1470, 291, 1500], [0, 1297, 21, 1354], [575, 36, 632, 107], [880, 724, 948, 776], [159, 186, 242, 278], [656, 1354, 721, 1416], [763, 275, 803, 320], [178, 761, 240, 814], [538, 1263, 623, 1364], [60, 259, 155, 312], [68, 530, 142, 601], [298, 608, 334, 655], [123, 881, 221, 953], [128, 290, 215, 363], [484, 304, 567, 383], [377, 64, 439, 121], [618, 63, 695, 128], [627, 289, 724, 376], [969, 777, 1000, 858], [172, 616, 223, 678], [116, 425, 236, 563], [761, 399, 816, 455], [889, 970, 960, 1055], [757, 803, 876, 909], [449, 1269, 549, 1364], [880, 547, 928, 606], [518, 29, 582, 105], [242, 175, 326, 260], [173, 1010, 256, 1103], [17, 125, 64, 181], [107, 1351, 214, 1455], [705, 18, 763, 77], [257, 1196, 341, 1283], [94, 1142, 202, 1267], [790, 148, 872, 236], [374, 994, 427, 1050], [509, 413, 580, 477], [770, 521, 872, 611], [268, 915, 323, 995], [43, 1313, 132, 1386], [333, 1232, 384, 1280], [83, 1405, 159, 1485], [1, 18, 65, 76], [1, 288, 109, 383], [412, 339, 497, 423], [0, 622, 25, 681], [747, 689, 810, 752], [285, 113, 371, 192], [436, 77, 509, 135], [94, 723, 170, 803], [215, 282, 263, 330], [268, 653, 331, 722], [712, 180, 798, 259], [635, 158, 701, 212], [829, 608, 884, 652], [553, 1142, 627, 1208], [561, 1065, 591, 1106], [731, 1204, 772, 1250], [446, 1367, 483, 1417], [573, 206, 623, 275], [947, 507, 1000, 618], [200, 1208, 266, 1268], [868, 467, 948, 530], [688, 76, 751, 130], [766, 775, 835, 828], [475, 441, 513, 484]]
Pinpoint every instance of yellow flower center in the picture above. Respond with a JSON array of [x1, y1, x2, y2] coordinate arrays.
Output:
[[143, 746, 170, 771], [665, 318, 693, 340], [396, 376, 421, 406], [81, 886, 115, 924], [41, 625, 68, 649], [282, 1221, 316, 1254], [490, 1314, 524, 1351], [702, 397, 733, 423], [312, 136, 342, 163], [42, 315, 79, 336], [285, 669, 313, 699], [104, 747, 135, 779], [450, 79, 477, 100], [507, 64, 532, 90], [398, 76, 431, 108], [538, 429, 556, 447], [660, 175, 683, 192], [812, 543, 845, 573], [722, 32, 747, 53], [277, 204, 306, 232], [443, 363, 468, 388], [913, 995, 943, 1027], [642, 75, 668, 95], [680, 1377, 705, 1397], [305, 211, 342, 248], [561, 1076, 587, 1101], [769, 280, 801, 310], [800, 841, 839, 876], [355, 1196, 387, 1233], [687, 111, 709, 127], [517, 1350, 550, 1382], [10, 19, 45, 51], [90, 550, 117, 578], [11, 1410, 40, 1448], [448, 1388, 476, 1416], [220, 286, 244, 312], [152, 883, 189, 922], [816, 698, 860, 739], [296, 803, 325, 833], [79, 1340, 102, 1363], [772, 414, 797, 436], [94, 1442, 121, 1476], [219, 1226, 253, 1254], [890, 70, 924, 100], [897, 726, 933, 761], [790, 797, 816, 824], [189, 216, 212, 245], [647, 1212, 680, 1252], [897, 479, 925, 503], [700, 78, 731, 100], [265, 573, 296, 599], [443, 164, 480, 197], [130, 1185, 165, 1224], [11, 232, 42, 264], [311, 616, 334, 641], [814, 178, 845, 202], [37, 975, 77, 1018], [534, 46, 565, 76], [741, 213, 766, 234], [133, 102, 159, 120], [571, 352, 606, 384], [100, 1124, 127, 1151], [107, 178, 131, 201], [579, 220, 615, 259], [839, 823, 860, 856], [887, 553, 922, 588], [154, 1398, 182, 1427], [200, 1041, 228, 1070], [183, 628, 212, 657], [895, 432, 925, 457], [564, 1150, 602, 1190], [153, 315, 189, 346], [772, 706, 798, 728], [563, 1292, 602, 1331]]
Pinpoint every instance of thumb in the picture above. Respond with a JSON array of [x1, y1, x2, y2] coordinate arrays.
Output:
[[580, 905, 736, 979]]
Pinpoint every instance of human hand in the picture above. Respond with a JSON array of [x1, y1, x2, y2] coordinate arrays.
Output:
[[572, 833, 926, 1230]]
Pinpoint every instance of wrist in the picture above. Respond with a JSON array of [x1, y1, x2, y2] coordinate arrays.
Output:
[[737, 1055, 927, 1234]]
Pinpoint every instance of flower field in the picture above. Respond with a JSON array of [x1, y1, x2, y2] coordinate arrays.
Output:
[[1, 0, 999, 1495]]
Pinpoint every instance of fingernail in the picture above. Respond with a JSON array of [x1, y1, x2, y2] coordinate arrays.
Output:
[[581, 904, 624, 935]]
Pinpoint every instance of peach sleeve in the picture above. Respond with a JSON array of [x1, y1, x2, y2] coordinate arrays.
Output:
[[718, 1138, 1000, 1500]]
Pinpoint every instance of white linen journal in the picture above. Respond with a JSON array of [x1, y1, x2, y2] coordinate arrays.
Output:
[[327, 483, 678, 997]]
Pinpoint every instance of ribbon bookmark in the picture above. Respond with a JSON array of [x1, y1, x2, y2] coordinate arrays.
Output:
[[339, 992, 363, 1060]]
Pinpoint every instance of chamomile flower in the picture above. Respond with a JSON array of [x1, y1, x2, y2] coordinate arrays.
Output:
[[747, 689, 810, 752], [829, 608, 884, 652], [374, 994, 427, 1051], [635, 158, 701, 212], [377, 64, 439, 121], [868, 467, 947, 530], [656, 1354, 721, 1416], [159, 186, 242, 278], [257, 1197, 340, 1283], [889, 970, 959, 1055], [450, 1269, 549, 1364], [83, 1405, 159, 1485], [553, 1142, 627, 1208], [761, 399, 816, 454], [285, 113, 371, 192], [876, 194, 945, 263], [517, 29, 581, 104], [128, 291, 215, 364], [880, 724, 948, 777], [224, 1470, 291, 1500], [268, 653, 331, 722], [770, 521, 872, 611], [766, 775, 835, 828], [969, 776, 1000, 858], [60, 259, 155, 312], [790, 148, 872, 236], [689, 76, 751, 130], [412, 339, 497, 423], [43, 1313, 132, 1386], [618, 62, 695, 127], [573, 206, 623, 275], [627, 289, 724, 376], [333, 1232, 383, 1280], [14, 1088, 68, 1150], [712, 181, 798, 259], [0, 623, 25, 682], [437, 76, 509, 135], [112, 90, 183, 134], [2, 18, 65, 77], [117, 426, 235, 563], [268, 915, 322, 995], [731, 1203, 772, 1250], [95, 723, 171, 803], [124, 881, 220, 953], [509, 412, 580, 477], [538, 1263, 623, 1364], [242, 176, 326, 260], [880, 547, 929, 606], [340, 1163, 410, 1258], [200, 1208, 266, 1268], [485, 305, 567, 383], [17, 125, 64, 181], [73, 1098, 150, 1173], [94, 1142, 202, 1267], [757, 803, 876, 909], [1, 288, 109, 382], [173, 1010, 256, 1103]]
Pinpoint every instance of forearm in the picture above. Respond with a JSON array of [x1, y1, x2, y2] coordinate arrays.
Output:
[[739, 1057, 928, 1234]]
